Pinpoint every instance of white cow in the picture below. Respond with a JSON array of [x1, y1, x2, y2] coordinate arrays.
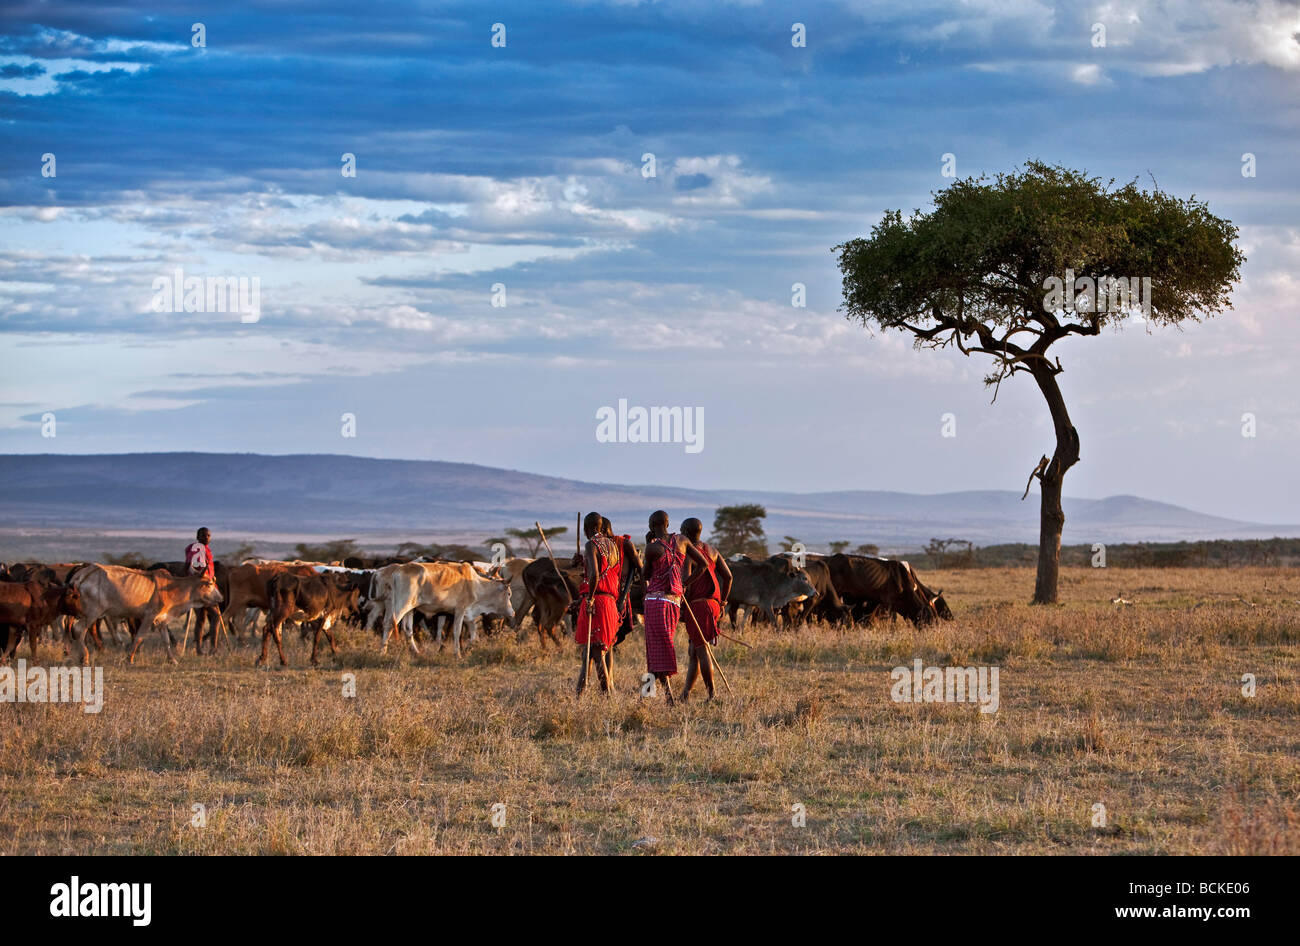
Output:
[[367, 562, 513, 657]]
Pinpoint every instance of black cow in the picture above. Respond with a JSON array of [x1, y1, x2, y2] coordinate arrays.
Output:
[[824, 554, 940, 626], [519, 558, 580, 648], [904, 562, 952, 620]]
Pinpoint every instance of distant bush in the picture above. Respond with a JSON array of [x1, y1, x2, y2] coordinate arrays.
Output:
[[102, 551, 150, 568]]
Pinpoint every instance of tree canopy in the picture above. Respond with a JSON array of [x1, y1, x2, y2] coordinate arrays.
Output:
[[836, 161, 1243, 603], [711, 504, 768, 558], [837, 161, 1242, 385]]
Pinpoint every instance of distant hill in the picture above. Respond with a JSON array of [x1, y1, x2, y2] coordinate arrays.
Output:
[[0, 453, 1295, 557]]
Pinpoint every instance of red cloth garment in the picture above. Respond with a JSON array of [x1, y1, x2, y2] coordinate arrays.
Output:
[[185, 541, 214, 580], [685, 597, 720, 648], [643, 597, 679, 675], [685, 541, 720, 603], [646, 534, 683, 597], [575, 577, 591, 641], [577, 535, 620, 648]]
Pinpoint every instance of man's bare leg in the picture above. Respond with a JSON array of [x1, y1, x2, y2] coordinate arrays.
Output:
[[576, 645, 590, 696], [592, 645, 610, 693], [697, 644, 715, 699], [682, 648, 699, 701]]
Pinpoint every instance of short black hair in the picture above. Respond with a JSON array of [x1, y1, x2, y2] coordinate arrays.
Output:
[[583, 511, 603, 535], [649, 510, 669, 530], [681, 517, 702, 540], [196, 527, 211, 540]]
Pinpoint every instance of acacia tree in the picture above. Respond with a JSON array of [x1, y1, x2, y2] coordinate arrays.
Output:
[[711, 503, 768, 558], [836, 162, 1242, 603]]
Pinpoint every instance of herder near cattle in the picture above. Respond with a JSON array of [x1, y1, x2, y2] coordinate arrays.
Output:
[[576, 512, 626, 697], [601, 517, 642, 650], [642, 510, 708, 705], [679, 517, 731, 702], [185, 527, 220, 655]]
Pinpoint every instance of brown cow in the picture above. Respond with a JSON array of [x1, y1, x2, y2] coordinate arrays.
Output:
[[69, 565, 224, 664], [222, 561, 317, 641], [260, 572, 361, 667], [0, 579, 83, 662]]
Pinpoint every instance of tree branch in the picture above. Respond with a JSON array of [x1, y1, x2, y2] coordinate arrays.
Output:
[[1021, 455, 1049, 500]]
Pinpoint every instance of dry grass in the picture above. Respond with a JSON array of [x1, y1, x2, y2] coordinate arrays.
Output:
[[2, 566, 1297, 855]]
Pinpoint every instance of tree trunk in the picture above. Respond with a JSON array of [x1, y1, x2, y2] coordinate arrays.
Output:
[[1034, 465, 1065, 604], [1030, 362, 1080, 605]]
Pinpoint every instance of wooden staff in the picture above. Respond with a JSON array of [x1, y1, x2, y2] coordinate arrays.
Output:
[[537, 521, 586, 697], [680, 600, 733, 694], [715, 629, 753, 649]]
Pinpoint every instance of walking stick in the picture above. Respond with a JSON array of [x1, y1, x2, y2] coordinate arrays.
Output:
[[681, 601, 734, 695], [715, 629, 754, 649], [215, 611, 230, 651], [537, 522, 587, 697], [180, 610, 192, 656]]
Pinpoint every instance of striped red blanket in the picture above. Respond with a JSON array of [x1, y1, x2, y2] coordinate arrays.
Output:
[[643, 597, 680, 675]]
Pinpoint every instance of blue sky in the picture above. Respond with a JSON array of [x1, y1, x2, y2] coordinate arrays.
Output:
[[2, 0, 1298, 522]]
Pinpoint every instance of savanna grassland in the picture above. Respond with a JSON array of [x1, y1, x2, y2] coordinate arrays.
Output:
[[1, 566, 1297, 855]]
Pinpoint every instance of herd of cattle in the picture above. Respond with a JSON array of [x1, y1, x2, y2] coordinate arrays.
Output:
[[0, 549, 951, 666]]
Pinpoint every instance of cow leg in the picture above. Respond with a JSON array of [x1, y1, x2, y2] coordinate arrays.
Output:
[[70, 619, 93, 665], [126, 623, 147, 664], [404, 613, 421, 656], [273, 621, 287, 665], [452, 608, 467, 657], [161, 618, 180, 664], [513, 604, 535, 642], [311, 616, 338, 666], [511, 593, 533, 631], [257, 612, 283, 667], [734, 606, 748, 636], [0, 625, 18, 662]]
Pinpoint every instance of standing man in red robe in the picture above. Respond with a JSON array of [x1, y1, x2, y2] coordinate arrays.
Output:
[[602, 517, 642, 652], [679, 517, 731, 702], [184, 527, 220, 655], [641, 510, 707, 705], [576, 512, 625, 696]]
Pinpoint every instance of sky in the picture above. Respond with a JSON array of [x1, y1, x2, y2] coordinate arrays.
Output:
[[1, 0, 1298, 523]]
